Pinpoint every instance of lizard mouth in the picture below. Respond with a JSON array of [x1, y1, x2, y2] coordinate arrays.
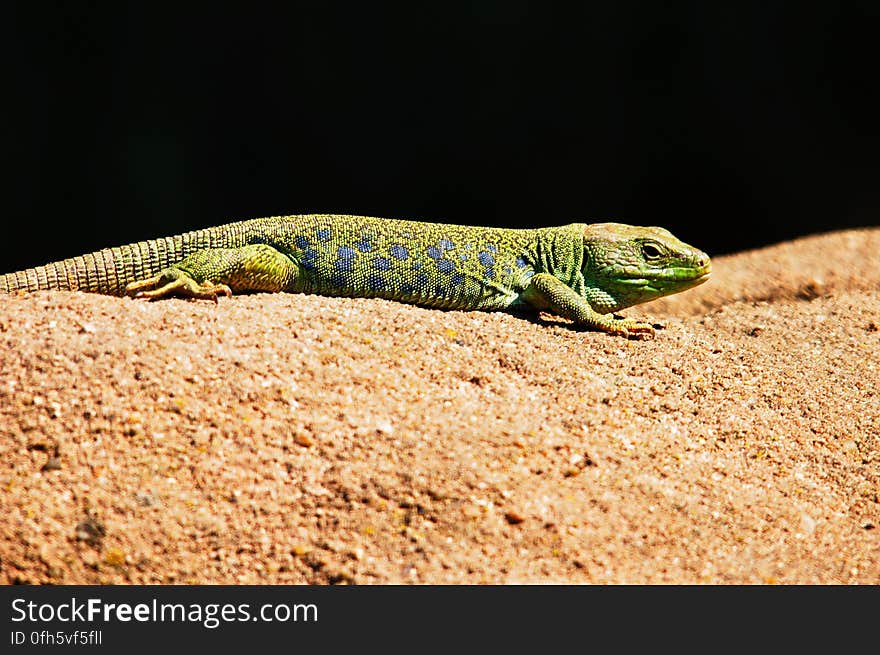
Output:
[[693, 260, 712, 283], [618, 261, 711, 284], [692, 270, 711, 285], [611, 262, 711, 296], [674, 259, 712, 284], [674, 265, 711, 289]]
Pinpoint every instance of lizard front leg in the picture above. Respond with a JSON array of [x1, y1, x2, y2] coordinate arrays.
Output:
[[520, 273, 656, 339], [125, 243, 301, 301]]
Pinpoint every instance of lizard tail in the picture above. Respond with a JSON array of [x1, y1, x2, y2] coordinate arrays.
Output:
[[0, 240, 189, 296], [0, 219, 273, 296]]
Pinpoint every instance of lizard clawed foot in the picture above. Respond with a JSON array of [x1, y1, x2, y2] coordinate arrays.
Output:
[[610, 317, 657, 340], [125, 270, 232, 302]]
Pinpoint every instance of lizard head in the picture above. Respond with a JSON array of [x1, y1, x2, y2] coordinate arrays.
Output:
[[580, 223, 711, 312]]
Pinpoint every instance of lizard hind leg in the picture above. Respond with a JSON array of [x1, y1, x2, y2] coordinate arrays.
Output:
[[125, 243, 300, 301], [125, 269, 232, 301]]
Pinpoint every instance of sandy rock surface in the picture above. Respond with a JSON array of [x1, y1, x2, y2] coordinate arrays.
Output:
[[1, 228, 878, 584]]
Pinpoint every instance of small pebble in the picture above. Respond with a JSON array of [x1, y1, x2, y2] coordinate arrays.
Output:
[[41, 456, 62, 471]]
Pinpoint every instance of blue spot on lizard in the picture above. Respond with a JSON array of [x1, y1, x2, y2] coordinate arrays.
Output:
[[301, 248, 318, 270], [436, 258, 455, 273]]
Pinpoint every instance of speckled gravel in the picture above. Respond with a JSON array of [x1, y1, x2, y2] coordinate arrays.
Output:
[[1, 228, 878, 584]]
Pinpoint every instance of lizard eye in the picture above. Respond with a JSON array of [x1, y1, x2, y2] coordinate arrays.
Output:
[[641, 242, 664, 260]]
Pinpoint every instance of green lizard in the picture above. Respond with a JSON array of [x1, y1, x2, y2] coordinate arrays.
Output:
[[0, 214, 710, 338]]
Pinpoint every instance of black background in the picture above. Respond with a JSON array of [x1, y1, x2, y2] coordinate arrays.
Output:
[[7, 2, 880, 271]]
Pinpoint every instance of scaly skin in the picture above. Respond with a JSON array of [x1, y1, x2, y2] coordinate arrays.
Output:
[[0, 214, 711, 338]]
